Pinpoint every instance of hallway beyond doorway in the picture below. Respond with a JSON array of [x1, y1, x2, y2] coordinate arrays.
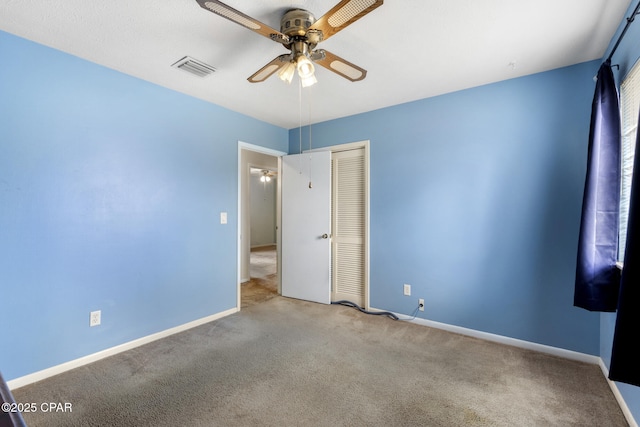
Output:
[[242, 245, 277, 308]]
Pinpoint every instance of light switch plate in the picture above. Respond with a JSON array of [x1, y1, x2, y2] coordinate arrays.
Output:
[[220, 212, 227, 224]]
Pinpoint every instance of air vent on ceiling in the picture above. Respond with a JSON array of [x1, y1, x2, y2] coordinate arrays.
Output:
[[172, 56, 216, 77]]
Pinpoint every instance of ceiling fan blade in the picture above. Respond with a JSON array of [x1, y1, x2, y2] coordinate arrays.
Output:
[[309, 0, 383, 41], [195, 0, 290, 44], [248, 55, 291, 83], [313, 49, 367, 82]]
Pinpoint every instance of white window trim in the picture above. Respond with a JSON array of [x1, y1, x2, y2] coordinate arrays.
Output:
[[618, 59, 640, 264]]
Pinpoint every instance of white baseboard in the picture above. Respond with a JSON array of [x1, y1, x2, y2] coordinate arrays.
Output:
[[598, 359, 639, 427], [402, 314, 599, 364], [250, 244, 276, 249], [7, 307, 238, 390], [370, 307, 599, 363]]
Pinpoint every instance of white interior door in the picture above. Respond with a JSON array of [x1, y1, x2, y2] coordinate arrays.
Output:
[[281, 151, 331, 304]]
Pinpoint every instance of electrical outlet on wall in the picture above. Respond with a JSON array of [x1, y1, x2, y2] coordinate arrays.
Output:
[[90, 310, 101, 327], [419, 298, 425, 312]]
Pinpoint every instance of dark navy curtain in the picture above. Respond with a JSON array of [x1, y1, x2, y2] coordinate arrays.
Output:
[[609, 107, 640, 386], [574, 60, 621, 312]]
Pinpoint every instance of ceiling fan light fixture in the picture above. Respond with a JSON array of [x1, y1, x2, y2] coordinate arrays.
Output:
[[296, 54, 317, 87], [296, 55, 314, 78], [300, 73, 318, 88], [278, 61, 296, 84]]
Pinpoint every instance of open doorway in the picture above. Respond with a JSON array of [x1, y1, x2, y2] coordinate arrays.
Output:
[[238, 142, 285, 309], [244, 167, 278, 307]]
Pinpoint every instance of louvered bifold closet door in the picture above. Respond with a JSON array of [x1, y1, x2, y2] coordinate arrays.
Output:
[[331, 148, 366, 306]]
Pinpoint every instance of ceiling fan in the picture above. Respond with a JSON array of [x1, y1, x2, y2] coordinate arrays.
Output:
[[194, 0, 384, 87]]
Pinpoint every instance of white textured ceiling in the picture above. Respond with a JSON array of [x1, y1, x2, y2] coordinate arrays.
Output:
[[0, 0, 632, 128]]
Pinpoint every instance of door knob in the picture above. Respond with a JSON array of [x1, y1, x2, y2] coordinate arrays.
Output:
[[321, 233, 329, 239]]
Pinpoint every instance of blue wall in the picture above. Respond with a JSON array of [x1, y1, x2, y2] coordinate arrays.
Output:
[[0, 30, 288, 380], [291, 61, 601, 355], [600, 0, 640, 420]]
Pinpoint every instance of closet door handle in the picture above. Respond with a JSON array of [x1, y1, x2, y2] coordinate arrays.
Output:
[[321, 233, 329, 239]]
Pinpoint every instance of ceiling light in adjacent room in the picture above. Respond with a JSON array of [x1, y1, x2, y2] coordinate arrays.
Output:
[[260, 170, 272, 182]]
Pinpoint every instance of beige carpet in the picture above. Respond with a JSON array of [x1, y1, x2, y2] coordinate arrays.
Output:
[[13, 296, 627, 426]]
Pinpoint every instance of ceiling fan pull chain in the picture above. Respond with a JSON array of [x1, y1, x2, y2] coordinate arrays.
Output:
[[298, 78, 303, 175], [308, 87, 313, 189], [309, 86, 313, 153]]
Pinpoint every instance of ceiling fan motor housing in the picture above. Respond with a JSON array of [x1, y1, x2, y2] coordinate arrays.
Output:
[[281, 9, 316, 37]]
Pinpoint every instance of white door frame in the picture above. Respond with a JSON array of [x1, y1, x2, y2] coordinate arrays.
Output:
[[305, 140, 371, 310], [237, 141, 286, 310]]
